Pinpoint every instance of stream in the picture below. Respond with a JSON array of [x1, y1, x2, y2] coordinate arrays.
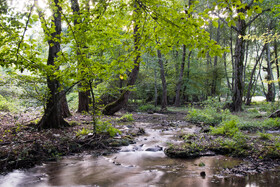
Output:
[[1, 113, 280, 187]]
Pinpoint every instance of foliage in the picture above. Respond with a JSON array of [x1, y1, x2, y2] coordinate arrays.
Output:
[[138, 104, 157, 112], [117, 113, 134, 122], [258, 131, 272, 140], [76, 127, 92, 137], [210, 120, 239, 137], [96, 120, 121, 137], [0, 94, 10, 111], [239, 118, 280, 131], [186, 107, 235, 125]]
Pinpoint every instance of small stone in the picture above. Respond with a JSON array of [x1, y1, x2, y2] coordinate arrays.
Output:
[[200, 171, 206, 177]]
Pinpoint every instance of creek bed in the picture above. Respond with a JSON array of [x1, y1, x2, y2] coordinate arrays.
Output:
[[1, 114, 280, 187]]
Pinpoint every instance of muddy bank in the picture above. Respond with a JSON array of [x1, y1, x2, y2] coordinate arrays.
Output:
[[0, 112, 147, 174]]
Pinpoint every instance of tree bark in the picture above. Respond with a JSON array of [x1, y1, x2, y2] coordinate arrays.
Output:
[[174, 44, 186, 106], [274, 40, 280, 92], [38, 0, 68, 129], [61, 90, 71, 118], [266, 42, 275, 102], [154, 68, 158, 107], [157, 49, 167, 111]]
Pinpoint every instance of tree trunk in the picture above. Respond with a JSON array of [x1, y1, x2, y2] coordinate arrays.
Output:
[[266, 42, 275, 102], [71, 0, 91, 113], [174, 44, 186, 106], [274, 40, 280, 92], [211, 20, 221, 96], [157, 49, 167, 111], [38, 0, 68, 129], [78, 89, 90, 113], [61, 90, 71, 118], [102, 2, 141, 115], [245, 44, 266, 105], [154, 68, 158, 107], [231, 16, 246, 112]]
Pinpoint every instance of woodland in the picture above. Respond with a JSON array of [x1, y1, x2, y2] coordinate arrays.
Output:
[[1, 0, 280, 179]]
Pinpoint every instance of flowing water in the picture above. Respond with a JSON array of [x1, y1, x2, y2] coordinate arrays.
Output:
[[1, 114, 280, 187]]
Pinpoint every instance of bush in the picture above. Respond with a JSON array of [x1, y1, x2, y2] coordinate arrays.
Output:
[[239, 118, 280, 131], [186, 107, 235, 125], [138, 104, 156, 112], [96, 120, 121, 137], [0, 95, 11, 112], [210, 120, 239, 137], [117, 113, 134, 122]]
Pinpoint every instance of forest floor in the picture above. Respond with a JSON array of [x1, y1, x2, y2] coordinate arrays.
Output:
[[0, 109, 280, 177]]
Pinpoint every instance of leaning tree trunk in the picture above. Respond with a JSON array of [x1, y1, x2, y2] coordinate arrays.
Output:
[[102, 2, 141, 115], [157, 49, 167, 111], [38, 0, 68, 129], [174, 44, 186, 106]]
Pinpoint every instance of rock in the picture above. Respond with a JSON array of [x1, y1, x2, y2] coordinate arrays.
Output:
[[200, 171, 206, 178], [145, 146, 163, 152]]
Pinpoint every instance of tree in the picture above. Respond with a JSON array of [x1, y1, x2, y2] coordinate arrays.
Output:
[[212, 0, 270, 111], [70, 0, 91, 113], [36, 0, 68, 129], [103, 1, 141, 115]]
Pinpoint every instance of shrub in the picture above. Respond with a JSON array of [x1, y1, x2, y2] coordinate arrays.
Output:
[[76, 127, 92, 136], [117, 113, 134, 122], [96, 120, 121, 137], [186, 107, 235, 125], [210, 120, 239, 137], [138, 104, 156, 112], [257, 131, 272, 140], [0, 95, 11, 111]]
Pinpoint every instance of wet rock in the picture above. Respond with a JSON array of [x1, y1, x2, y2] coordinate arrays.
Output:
[[200, 171, 206, 177], [145, 146, 163, 152], [164, 147, 215, 158]]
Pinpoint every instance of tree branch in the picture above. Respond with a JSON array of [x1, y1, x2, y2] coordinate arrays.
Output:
[[16, 4, 35, 61], [212, 12, 239, 32], [247, 8, 271, 28]]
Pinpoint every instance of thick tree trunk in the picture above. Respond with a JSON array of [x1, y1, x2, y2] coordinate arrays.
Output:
[[78, 89, 90, 113], [157, 49, 167, 111], [231, 17, 246, 112], [103, 2, 140, 115], [174, 45, 186, 106], [38, 0, 68, 129], [61, 90, 71, 118]]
